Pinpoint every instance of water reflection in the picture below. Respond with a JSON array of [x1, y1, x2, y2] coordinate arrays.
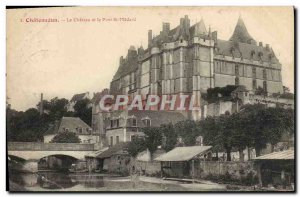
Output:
[[10, 171, 105, 190], [9, 171, 190, 191]]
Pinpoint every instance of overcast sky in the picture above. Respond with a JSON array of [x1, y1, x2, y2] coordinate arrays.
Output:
[[7, 7, 294, 111]]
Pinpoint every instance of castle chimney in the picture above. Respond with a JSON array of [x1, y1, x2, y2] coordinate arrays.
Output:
[[162, 22, 170, 33], [266, 44, 270, 51], [259, 42, 263, 47], [119, 56, 124, 65], [127, 46, 137, 59], [212, 31, 218, 42], [39, 93, 43, 115], [148, 30, 152, 47], [180, 17, 184, 25], [184, 15, 190, 30]]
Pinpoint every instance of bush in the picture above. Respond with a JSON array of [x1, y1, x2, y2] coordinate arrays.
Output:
[[204, 171, 258, 186], [50, 131, 81, 143]]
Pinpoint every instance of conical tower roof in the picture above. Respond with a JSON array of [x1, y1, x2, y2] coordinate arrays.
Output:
[[194, 18, 207, 36], [229, 17, 255, 44]]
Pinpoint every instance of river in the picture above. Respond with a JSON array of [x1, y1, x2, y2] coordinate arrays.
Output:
[[9, 171, 212, 192]]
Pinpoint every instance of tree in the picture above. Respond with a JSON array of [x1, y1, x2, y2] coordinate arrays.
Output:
[[142, 127, 163, 159], [240, 104, 294, 156], [127, 138, 147, 157], [219, 114, 234, 161], [37, 97, 71, 121], [160, 123, 177, 152], [200, 116, 223, 160], [50, 131, 81, 143], [174, 120, 201, 146], [7, 107, 50, 142], [230, 113, 251, 161], [74, 98, 92, 126]]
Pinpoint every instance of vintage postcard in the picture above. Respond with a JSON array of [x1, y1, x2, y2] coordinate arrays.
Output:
[[6, 6, 295, 192]]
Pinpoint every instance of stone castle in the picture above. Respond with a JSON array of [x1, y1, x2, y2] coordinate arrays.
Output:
[[91, 16, 293, 146]]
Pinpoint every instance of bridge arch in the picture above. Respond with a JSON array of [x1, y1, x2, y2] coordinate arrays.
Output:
[[8, 154, 27, 162]]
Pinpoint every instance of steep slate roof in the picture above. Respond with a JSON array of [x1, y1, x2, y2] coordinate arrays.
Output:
[[112, 51, 138, 81], [128, 110, 186, 127], [155, 146, 212, 162], [254, 149, 294, 160], [44, 117, 92, 135], [215, 39, 278, 63], [112, 17, 210, 81], [113, 16, 278, 82], [229, 17, 255, 44], [96, 142, 129, 158], [70, 93, 88, 103], [189, 19, 207, 37]]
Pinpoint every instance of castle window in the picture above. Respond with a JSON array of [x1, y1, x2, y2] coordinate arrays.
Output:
[[116, 119, 119, 128], [116, 136, 120, 144], [252, 80, 257, 90], [252, 67, 256, 78], [235, 64, 239, 76], [263, 81, 267, 92], [110, 136, 113, 146], [263, 69, 267, 79], [132, 118, 137, 126], [142, 117, 151, 127], [127, 117, 137, 127], [235, 77, 239, 85]]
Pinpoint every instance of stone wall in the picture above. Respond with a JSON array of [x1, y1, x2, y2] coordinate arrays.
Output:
[[103, 154, 131, 175], [195, 161, 257, 180], [131, 158, 161, 176]]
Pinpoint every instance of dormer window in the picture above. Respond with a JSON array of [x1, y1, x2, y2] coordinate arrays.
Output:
[[142, 117, 151, 127], [250, 50, 255, 59], [78, 128, 83, 134], [132, 118, 137, 126], [127, 116, 137, 127], [258, 52, 263, 59]]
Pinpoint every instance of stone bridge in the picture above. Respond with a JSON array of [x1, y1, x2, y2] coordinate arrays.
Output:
[[7, 142, 97, 172]]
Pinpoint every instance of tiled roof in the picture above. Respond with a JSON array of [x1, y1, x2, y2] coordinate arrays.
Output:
[[44, 117, 92, 135], [96, 142, 129, 158], [155, 146, 212, 161], [112, 53, 138, 81], [70, 92, 88, 103], [253, 149, 294, 160]]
